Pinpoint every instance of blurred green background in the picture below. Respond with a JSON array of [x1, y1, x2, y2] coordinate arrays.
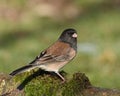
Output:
[[0, 0, 120, 89]]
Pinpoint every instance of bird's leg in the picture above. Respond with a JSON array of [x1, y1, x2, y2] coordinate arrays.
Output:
[[55, 72, 65, 82]]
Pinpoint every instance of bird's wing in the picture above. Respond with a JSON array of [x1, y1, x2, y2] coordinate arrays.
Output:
[[29, 41, 71, 65]]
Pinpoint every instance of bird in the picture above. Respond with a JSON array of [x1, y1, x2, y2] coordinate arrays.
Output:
[[9, 28, 77, 82]]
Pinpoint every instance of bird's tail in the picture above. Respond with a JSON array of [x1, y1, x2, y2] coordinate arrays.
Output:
[[9, 64, 36, 76]]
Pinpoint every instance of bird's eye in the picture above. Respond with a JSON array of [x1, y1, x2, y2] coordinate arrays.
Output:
[[67, 32, 74, 35]]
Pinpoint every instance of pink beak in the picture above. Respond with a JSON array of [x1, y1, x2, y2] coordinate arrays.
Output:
[[72, 33, 77, 38]]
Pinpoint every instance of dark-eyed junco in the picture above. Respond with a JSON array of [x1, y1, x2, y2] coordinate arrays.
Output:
[[9, 28, 77, 81]]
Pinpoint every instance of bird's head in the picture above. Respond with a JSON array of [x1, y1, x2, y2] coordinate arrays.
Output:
[[59, 28, 77, 50]]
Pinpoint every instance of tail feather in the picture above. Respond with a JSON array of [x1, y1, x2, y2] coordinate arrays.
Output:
[[9, 65, 36, 76]]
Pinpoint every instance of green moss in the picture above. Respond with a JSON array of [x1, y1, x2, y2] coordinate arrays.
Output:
[[62, 73, 91, 96], [25, 75, 62, 96]]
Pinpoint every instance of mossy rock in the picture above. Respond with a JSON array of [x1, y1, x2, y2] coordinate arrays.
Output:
[[0, 69, 91, 96]]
